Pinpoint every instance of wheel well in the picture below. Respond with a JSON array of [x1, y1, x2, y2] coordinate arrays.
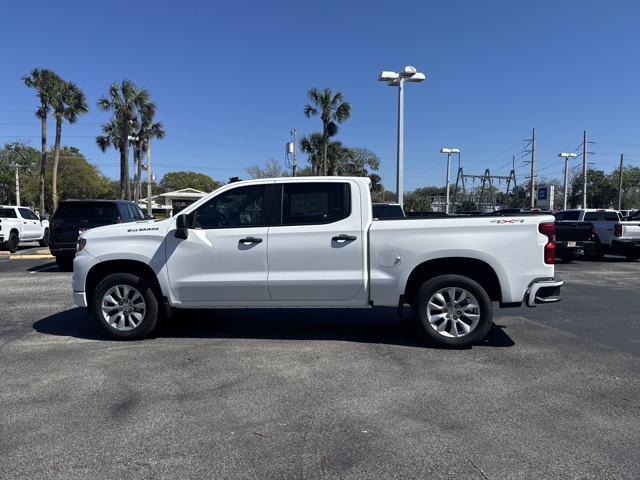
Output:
[[403, 257, 502, 304], [10, 228, 19, 237], [85, 260, 163, 309]]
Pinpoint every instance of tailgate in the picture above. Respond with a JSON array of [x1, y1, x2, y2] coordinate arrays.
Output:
[[555, 221, 593, 242], [621, 222, 640, 240]]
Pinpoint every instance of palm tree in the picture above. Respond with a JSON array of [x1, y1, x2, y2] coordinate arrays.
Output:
[[23, 68, 62, 213], [299, 133, 350, 175], [303, 87, 351, 175], [132, 103, 164, 201], [97, 80, 151, 199], [50, 81, 88, 210]]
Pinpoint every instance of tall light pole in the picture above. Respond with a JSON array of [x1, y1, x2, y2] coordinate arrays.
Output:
[[558, 152, 577, 210], [441, 148, 460, 214], [378, 66, 426, 206]]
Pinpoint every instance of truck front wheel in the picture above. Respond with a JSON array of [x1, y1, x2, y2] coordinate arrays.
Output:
[[91, 273, 159, 340], [412, 274, 493, 348]]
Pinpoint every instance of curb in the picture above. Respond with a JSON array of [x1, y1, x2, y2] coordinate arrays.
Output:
[[9, 254, 55, 260]]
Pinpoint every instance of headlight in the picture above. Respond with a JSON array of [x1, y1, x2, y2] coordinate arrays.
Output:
[[77, 238, 86, 252]]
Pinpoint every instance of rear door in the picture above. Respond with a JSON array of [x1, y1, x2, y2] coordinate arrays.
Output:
[[165, 183, 271, 304], [267, 181, 366, 303]]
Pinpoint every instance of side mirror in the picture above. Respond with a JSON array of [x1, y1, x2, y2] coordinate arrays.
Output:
[[175, 214, 189, 239]]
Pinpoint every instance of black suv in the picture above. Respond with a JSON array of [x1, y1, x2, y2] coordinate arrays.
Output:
[[50, 200, 147, 270]]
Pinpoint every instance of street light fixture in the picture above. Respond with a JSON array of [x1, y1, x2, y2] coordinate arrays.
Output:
[[378, 65, 426, 206], [558, 152, 577, 210], [440, 148, 460, 214]]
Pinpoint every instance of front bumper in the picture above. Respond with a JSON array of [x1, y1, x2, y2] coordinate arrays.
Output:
[[73, 290, 87, 308], [526, 279, 563, 307]]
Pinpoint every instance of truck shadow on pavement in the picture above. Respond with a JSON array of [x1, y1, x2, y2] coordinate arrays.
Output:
[[33, 307, 515, 348]]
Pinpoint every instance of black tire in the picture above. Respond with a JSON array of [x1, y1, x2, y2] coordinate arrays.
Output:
[[6, 231, 19, 253], [39, 228, 49, 247], [560, 252, 575, 263], [55, 255, 74, 271], [585, 242, 605, 261], [91, 272, 159, 340], [625, 250, 640, 261], [412, 274, 493, 348]]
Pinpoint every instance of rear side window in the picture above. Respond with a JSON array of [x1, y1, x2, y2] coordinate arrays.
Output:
[[53, 203, 118, 221], [281, 182, 350, 225], [0, 208, 17, 218], [584, 211, 620, 221]]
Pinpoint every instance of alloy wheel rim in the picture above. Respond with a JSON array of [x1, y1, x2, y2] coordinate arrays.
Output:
[[426, 287, 480, 338], [100, 284, 146, 331]]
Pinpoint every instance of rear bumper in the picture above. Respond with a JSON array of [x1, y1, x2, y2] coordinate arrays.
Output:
[[526, 279, 563, 307], [49, 241, 76, 256]]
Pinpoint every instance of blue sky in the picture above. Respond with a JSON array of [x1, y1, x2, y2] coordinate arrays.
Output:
[[2, 0, 640, 191]]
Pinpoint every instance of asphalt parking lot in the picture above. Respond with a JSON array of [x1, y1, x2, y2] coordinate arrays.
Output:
[[1, 256, 639, 479]]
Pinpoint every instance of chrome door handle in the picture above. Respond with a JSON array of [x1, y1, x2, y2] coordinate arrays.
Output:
[[332, 234, 357, 242], [239, 236, 263, 245]]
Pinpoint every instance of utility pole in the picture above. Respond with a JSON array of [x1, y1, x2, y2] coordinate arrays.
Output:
[[15, 163, 20, 206], [582, 130, 588, 208], [618, 153, 624, 211], [291, 129, 297, 177], [146, 140, 153, 217], [529, 128, 536, 208]]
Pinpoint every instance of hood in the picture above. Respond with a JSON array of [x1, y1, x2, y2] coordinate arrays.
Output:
[[82, 218, 171, 240]]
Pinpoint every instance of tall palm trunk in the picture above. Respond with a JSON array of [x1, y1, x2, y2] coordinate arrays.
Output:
[[119, 147, 126, 199], [322, 121, 328, 176], [51, 118, 62, 210], [39, 113, 47, 213]]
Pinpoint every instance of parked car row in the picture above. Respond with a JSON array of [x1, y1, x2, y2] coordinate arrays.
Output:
[[1, 200, 148, 268]]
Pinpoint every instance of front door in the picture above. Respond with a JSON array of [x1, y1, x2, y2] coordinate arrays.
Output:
[[165, 184, 271, 304], [18, 208, 40, 240], [267, 181, 366, 302]]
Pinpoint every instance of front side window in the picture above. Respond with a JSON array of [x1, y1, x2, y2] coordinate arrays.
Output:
[[128, 204, 145, 220], [282, 182, 350, 225], [19, 208, 38, 220], [189, 185, 265, 229]]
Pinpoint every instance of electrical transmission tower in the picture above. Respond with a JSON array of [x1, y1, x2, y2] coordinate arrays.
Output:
[[453, 167, 517, 211]]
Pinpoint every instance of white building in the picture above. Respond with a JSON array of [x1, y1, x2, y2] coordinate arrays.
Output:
[[138, 188, 207, 217]]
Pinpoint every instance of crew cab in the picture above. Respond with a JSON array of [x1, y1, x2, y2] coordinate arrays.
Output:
[[72, 177, 563, 347], [556, 209, 640, 260], [0, 206, 49, 253]]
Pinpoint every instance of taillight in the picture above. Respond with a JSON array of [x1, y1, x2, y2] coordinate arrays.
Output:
[[614, 224, 622, 237], [591, 225, 596, 238], [116, 217, 122, 224], [539, 222, 555, 264]]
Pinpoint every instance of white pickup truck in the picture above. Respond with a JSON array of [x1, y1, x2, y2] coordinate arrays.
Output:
[[72, 177, 563, 347], [555, 209, 640, 260], [0, 205, 50, 253]]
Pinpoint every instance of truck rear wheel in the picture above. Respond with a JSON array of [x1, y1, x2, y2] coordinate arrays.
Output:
[[412, 274, 493, 348], [91, 272, 159, 340]]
